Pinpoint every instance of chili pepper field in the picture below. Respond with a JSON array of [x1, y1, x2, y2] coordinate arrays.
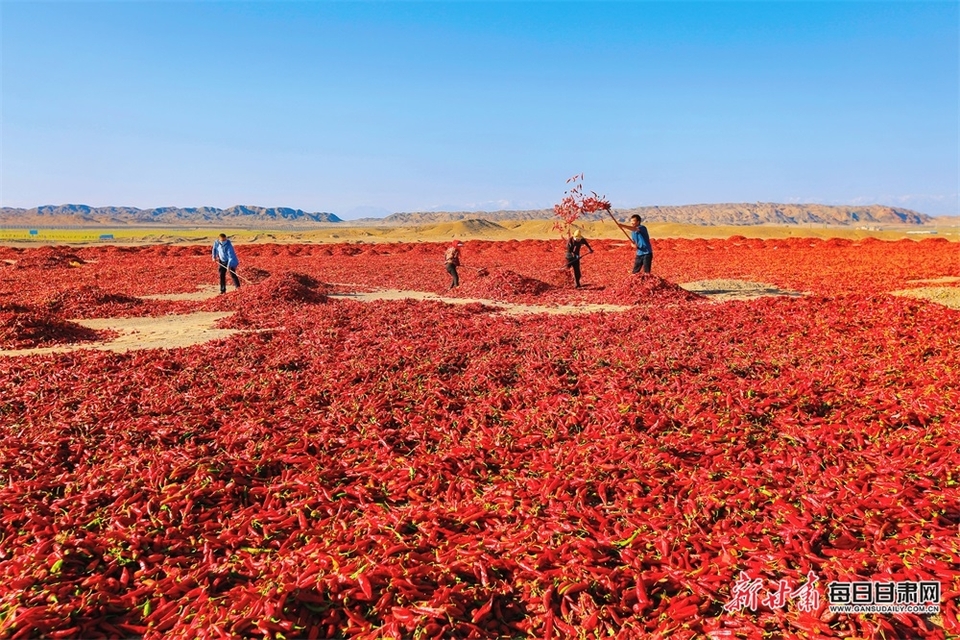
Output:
[[1, 236, 958, 639]]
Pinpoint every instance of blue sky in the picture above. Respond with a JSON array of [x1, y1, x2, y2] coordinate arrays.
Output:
[[2, 1, 957, 219]]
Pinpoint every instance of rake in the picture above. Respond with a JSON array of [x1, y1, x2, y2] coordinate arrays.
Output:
[[435, 260, 489, 277], [219, 262, 254, 285], [462, 265, 489, 277]]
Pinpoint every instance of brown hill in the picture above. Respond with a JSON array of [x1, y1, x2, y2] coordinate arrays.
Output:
[[383, 203, 931, 226], [625, 203, 930, 225], [376, 210, 553, 225]]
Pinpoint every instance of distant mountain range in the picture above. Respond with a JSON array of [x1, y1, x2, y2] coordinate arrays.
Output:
[[382, 203, 932, 226], [0, 204, 341, 226], [0, 202, 933, 227]]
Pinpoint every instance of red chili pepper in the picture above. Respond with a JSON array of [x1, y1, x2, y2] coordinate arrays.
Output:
[[471, 597, 494, 624], [358, 573, 374, 600]]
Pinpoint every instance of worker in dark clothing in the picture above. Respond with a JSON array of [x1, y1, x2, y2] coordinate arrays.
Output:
[[565, 228, 594, 288], [444, 240, 464, 289]]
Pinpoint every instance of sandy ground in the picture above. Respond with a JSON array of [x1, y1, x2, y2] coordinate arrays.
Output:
[[678, 279, 806, 301], [0, 312, 241, 357], [890, 286, 960, 310], [141, 285, 223, 301], [905, 276, 960, 284], [891, 276, 960, 309]]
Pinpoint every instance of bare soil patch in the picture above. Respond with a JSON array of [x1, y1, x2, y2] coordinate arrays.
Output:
[[905, 276, 960, 285], [679, 279, 806, 301], [890, 286, 960, 310], [141, 285, 222, 301], [0, 312, 240, 356]]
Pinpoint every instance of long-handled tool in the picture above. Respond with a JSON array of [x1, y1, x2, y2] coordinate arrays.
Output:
[[604, 208, 640, 248], [552, 251, 593, 271], [219, 262, 254, 285], [568, 251, 594, 263], [461, 265, 489, 277], [229, 266, 253, 284], [434, 260, 489, 277]]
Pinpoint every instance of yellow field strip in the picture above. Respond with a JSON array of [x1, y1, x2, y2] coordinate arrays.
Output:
[[0, 220, 956, 245]]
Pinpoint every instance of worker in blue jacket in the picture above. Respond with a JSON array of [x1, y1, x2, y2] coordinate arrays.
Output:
[[212, 233, 241, 293]]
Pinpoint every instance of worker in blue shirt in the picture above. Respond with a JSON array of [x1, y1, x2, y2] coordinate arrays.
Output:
[[212, 233, 241, 293], [617, 214, 653, 274]]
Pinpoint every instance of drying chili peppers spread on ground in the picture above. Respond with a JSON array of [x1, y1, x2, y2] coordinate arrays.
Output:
[[0, 237, 958, 638]]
